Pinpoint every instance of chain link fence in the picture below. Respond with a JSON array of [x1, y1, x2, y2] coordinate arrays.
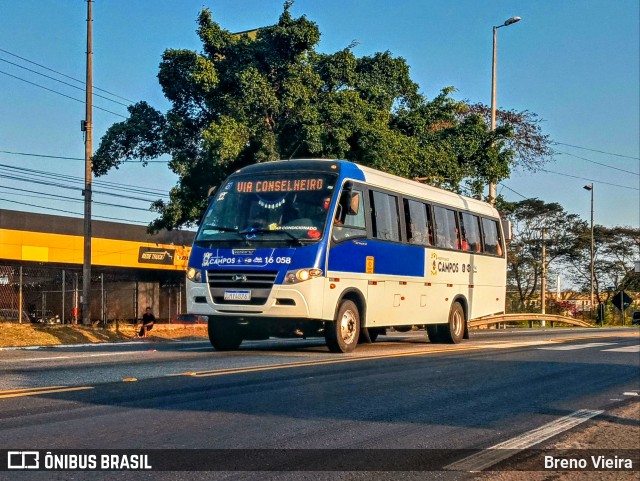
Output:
[[0, 263, 186, 324]]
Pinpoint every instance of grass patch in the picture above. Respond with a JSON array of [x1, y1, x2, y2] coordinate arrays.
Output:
[[0, 323, 208, 348]]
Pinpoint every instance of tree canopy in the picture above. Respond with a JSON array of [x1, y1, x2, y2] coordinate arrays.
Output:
[[94, 3, 551, 231]]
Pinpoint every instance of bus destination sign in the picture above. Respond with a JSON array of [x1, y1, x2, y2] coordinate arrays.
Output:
[[236, 178, 325, 193]]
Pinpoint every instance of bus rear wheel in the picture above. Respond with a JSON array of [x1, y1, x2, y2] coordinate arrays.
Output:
[[440, 301, 465, 344], [326, 300, 360, 353], [208, 318, 243, 351]]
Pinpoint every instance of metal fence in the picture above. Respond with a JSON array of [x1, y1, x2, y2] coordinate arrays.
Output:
[[0, 264, 186, 324]]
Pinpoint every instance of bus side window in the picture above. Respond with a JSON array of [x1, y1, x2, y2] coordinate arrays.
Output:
[[459, 212, 483, 252], [433, 206, 458, 250], [370, 190, 400, 242], [404, 198, 433, 246], [482, 218, 503, 256]]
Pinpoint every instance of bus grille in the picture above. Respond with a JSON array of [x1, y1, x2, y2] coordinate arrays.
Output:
[[207, 270, 278, 305]]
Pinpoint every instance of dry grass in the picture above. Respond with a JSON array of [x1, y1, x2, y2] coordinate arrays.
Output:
[[0, 322, 208, 348]]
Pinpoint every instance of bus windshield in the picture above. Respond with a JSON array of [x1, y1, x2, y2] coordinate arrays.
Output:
[[195, 172, 338, 247]]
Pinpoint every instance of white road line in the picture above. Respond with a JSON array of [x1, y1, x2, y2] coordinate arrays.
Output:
[[623, 392, 639, 396], [602, 345, 640, 353], [537, 342, 615, 351], [444, 409, 603, 472], [0, 352, 149, 363]]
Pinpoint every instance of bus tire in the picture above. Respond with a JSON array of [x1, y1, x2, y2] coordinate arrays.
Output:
[[326, 300, 360, 353], [208, 318, 242, 351], [426, 324, 441, 343], [440, 301, 465, 344]]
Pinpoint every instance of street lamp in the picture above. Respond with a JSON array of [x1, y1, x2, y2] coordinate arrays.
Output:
[[489, 16, 522, 204], [583, 184, 595, 315]]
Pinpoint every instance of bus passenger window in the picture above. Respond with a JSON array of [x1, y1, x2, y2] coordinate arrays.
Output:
[[404, 199, 433, 246], [459, 212, 483, 252], [482, 218, 503, 256], [370, 191, 400, 242], [433, 206, 458, 250]]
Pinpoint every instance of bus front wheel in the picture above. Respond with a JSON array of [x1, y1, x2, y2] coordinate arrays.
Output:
[[208, 318, 243, 351], [326, 300, 360, 353], [440, 302, 465, 344]]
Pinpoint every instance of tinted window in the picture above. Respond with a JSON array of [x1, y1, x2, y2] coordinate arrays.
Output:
[[482, 218, 503, 256], [433, 206, 458, 249], [370, 191, 400, 242], [404, 199, 433, 246], [459, 212, 483, 252]]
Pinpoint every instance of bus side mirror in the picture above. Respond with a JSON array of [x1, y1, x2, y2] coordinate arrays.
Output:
[[501, 219, 513, 242], [207, 185, 218, 198], [348, 192, 360, 215]]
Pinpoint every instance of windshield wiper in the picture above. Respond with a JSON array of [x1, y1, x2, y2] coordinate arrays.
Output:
[[202, 225, 241, 233], [239, 228, 303, 246]]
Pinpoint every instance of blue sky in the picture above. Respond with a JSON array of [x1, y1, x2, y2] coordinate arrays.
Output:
[[0, 0, 638, 229]]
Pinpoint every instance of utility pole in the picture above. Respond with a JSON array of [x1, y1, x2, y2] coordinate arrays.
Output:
[[541, 227, 547, 327], [81, 0, 93, 325]]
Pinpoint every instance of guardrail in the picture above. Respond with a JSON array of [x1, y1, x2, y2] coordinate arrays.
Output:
[[469, 313, 596, 329]]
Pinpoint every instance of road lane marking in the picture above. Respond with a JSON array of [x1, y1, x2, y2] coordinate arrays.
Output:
[[537, 342, 615, 351], [602, 345, 640, 353], [0, 386, 94, 399], [623, 392, 639, 396], [0, 352, 153, 363], [171, 335, 635, 378], [444, 409, 604, 472], [171, 345, 485, 377]]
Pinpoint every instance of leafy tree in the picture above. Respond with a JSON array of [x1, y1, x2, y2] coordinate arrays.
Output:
[[502, 198, 584, 311], [563, 225, 640, 304], [94, 3, 552, 231]]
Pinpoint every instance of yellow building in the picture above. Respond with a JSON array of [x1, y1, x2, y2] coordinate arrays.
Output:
[[0, 209, 193, 323]]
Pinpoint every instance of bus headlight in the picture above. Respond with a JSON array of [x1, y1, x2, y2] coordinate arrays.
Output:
[[284, 268, 323, 284], [187, 268, 203, 283]]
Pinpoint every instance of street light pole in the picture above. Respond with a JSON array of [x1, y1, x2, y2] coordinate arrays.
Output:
[[584, 184, 595, 315], [489, 16, 521, 204]]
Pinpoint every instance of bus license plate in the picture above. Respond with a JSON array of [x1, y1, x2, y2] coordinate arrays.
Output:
[[224, 290, 251, 301]]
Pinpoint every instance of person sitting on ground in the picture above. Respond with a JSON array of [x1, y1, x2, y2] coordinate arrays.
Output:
[[138, 307, 155, 338]]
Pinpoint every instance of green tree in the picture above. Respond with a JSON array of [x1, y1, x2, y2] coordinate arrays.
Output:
[[564, 225, 640, 305], [94, 3, 551, 231], [502, 198, 584, 311]]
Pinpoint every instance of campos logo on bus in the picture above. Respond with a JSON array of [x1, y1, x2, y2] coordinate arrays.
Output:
[[431, 253, 459, 276], [430, 253, 478, 276]]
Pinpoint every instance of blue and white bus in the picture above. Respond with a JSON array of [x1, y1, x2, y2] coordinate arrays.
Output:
[[186, 159, 507, 352]]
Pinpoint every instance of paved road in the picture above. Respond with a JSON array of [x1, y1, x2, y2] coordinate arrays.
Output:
[[0, 328, 638, 480]]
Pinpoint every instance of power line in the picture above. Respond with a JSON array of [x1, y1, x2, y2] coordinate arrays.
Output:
[[0, 186, 153, 212], [0, 46, 135, 103], [0, 148, 173, 165], [540, 168, 640, 191], [0, 69, 127, 118], [0, 197, 149, 225], [553, 142, 640, 160], [0, 57, 129, 107], [499, 183, 529, 200], [0, 168, 163, 203], [0, 150, 83, 161], [554, 150, 640, 176], [0, 160, 170, 198]]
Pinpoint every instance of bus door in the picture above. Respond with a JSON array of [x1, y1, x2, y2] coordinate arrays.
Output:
[[325, 183, 374, 318]]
